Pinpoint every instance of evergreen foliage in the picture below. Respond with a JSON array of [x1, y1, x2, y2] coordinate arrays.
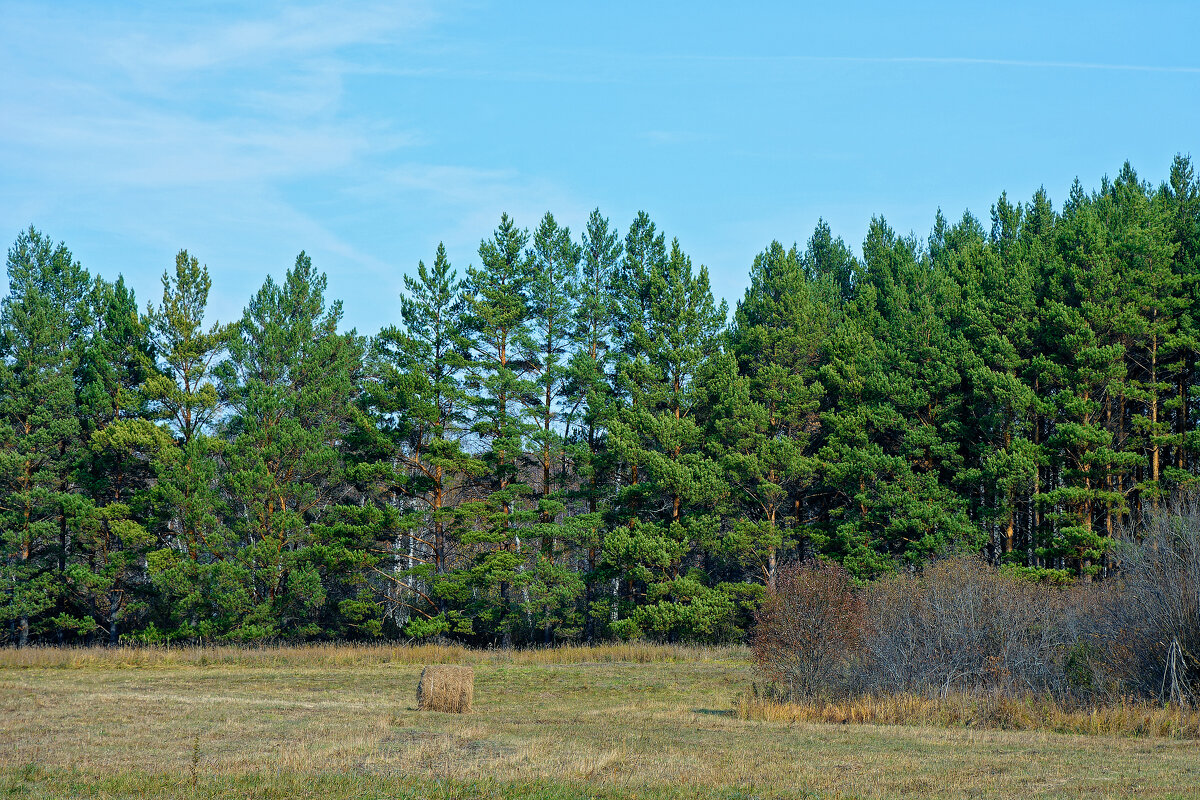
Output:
[[4, 157, 1200, 645]]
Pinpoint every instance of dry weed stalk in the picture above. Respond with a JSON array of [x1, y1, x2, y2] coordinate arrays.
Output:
[[735, 687, 1200, 739]]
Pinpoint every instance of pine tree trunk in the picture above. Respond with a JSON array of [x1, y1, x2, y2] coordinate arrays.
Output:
[[1105, 398, 1114, 543], [1151, 334, 1160, 508], [766, 506, 777, 589], [1003, 415, 1013, 555], [585, 421, 599, 643], [57, 466, 68, 644], [1031, 396, 1042, 568], [1178, 360, 1189, 472], [1004, 508, 1014, 556], [18, 532, 30, 647], [434, 470, 447, 615], [108, 591, 120, 646], [584, 547, 596, 644]]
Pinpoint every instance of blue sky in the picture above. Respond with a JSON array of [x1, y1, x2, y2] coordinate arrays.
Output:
[[2, 1, 1199, 333]]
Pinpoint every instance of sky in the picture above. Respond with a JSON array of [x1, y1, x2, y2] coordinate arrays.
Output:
[[2, 1, 1199, 333]]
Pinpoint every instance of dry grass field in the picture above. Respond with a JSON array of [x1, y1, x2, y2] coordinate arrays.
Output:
[[2, 644, 1199, 799]]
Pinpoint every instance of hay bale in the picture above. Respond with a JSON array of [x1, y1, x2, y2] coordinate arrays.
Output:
[[417, 664, 474, 713]]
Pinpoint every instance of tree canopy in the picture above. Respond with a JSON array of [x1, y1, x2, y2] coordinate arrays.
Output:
[[3, 158, 1200, 645]]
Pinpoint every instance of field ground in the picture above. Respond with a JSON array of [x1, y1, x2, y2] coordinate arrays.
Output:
[[2, 644, 1198, 799]]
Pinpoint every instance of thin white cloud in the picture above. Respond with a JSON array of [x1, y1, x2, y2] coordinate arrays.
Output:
[[373, 163, 592, 247], [0, 1, 434, 283], [102, 2, 434, 77], [640, 52, 1200, 75], [1, 91, 408, 188], [879, 56, 1200, 73], [641, 130, 707, 145], [0, 0, 595, 332]]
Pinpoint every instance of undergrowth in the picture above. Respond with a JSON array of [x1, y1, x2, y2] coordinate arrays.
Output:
[[734, 684, 1200, 739], [0, 641, 749, 670]]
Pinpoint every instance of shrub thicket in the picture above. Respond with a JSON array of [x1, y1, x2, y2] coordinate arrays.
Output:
[[752, 496, 1200, 707], [1107, 495, 1200, 704]]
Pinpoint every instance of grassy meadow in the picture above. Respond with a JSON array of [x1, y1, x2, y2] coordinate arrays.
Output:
[[2, 644, 1199, 799]]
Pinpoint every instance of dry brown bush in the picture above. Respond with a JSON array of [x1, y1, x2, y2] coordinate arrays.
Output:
[[1108, 493, 1200, 705], [750, 560, 864, 698], [743, 498, 1200, 735], [416, 664, 474, 712], [861, 556, 1112, 700], [751, 554, 1123, 704]]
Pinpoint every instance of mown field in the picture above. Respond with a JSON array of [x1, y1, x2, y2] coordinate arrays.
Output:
[[2, 644, 1198, 799]]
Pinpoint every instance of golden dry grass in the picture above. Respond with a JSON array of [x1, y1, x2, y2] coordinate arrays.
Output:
[[0, 641, 743, 669], [418, 664, 474, 713], [2, 644, 1199, 799], [735, 690, 1200, 739]]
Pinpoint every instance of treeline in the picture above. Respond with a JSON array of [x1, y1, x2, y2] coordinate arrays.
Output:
[[2, 157, 1199, 646]]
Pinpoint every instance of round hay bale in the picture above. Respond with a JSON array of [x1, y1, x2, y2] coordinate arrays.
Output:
[[417, 664, 474, 713]]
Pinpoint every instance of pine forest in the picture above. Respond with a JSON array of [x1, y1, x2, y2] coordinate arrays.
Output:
[[4, 156, 1200, 648]]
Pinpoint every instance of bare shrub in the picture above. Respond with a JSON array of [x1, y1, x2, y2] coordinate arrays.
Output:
[[861, 556, 1107, 700], [749, 513, 1200, 717], [742, 500, 1200, 736], [417, 664, 474, 712], [1108, 493, 1200, 705], [750, 561, 864, 698]]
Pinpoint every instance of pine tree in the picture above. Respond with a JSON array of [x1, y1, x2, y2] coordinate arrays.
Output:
[[0, 228, 91, 644], [804, 219, 859, 304], [819, 217, 975, 576], [462, 213, 536, 647], [143, 252, 229, 447], [1018, 187, 1060, 569], [1161, 156, 1200, 483], [609, 211, 668, 527], [523, 212, 584, 642], [71, 276, 158, 643], [219, 253, 368, 639], [360, 243, 482, 637], [1038, 183, 1129, 575], [525, 214, 580, 512], [722, 240, 826, 587], [567, 208, 622, 641], [136, 251, 233, 640], [606, 230, 730, 639], [934, 204, 1039, 564], [1105, 164, 1183, 510]]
